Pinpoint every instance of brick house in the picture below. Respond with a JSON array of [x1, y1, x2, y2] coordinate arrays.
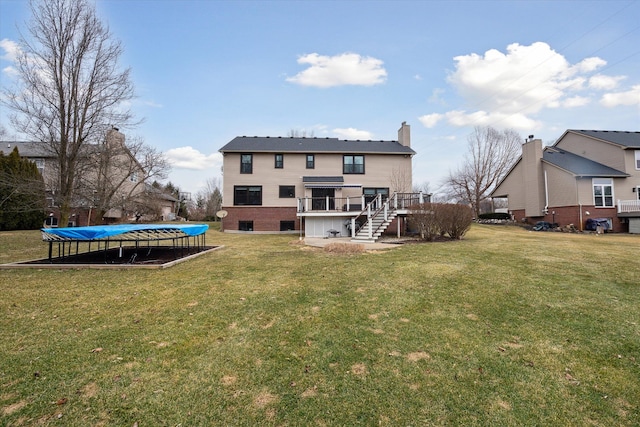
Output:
[[491, 130, 640, 233]]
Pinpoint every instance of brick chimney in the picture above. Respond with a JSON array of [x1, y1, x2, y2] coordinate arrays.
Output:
[[398, 121, 410, 147]]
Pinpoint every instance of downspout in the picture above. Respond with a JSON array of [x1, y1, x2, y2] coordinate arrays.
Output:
[[576, 177, 583, 231], [544, 170, 549, 215]]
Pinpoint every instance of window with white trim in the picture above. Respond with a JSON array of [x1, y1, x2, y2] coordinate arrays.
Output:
[[635, 150, 640, 170], [593, 178, 613, 207]]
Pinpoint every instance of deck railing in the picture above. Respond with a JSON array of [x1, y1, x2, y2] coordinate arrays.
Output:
[[297, 192, 428, 213], [618, 199, 640, 213]]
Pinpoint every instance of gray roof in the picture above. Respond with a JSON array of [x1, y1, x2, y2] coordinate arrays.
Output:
[[0, 141, 53, 157], [566, 130, 640, 148], [219, 136, 416, 155], [542, 147, 629, 177]]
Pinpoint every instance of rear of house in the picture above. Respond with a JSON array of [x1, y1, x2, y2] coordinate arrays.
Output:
[[219, 122, 420, 238]]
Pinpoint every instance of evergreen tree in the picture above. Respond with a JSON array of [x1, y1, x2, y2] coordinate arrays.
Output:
[[0, 147, 45, 230]]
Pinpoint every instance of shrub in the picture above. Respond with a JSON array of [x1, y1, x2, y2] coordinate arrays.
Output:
[[439, 204, 473, 239], [408, 203, 473, 240]]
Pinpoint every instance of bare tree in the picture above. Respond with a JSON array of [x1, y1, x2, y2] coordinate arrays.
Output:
[[2, 0, 136, 226], [287, 129, 315, 138], [444, 126, 521, 217], [390, 166, 412, 194], [74, 129, 169, 222], [192, 177, 222, 220]]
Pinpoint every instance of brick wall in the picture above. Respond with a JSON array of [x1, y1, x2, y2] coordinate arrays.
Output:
[[512, 205, 627, 232], [222, 206, 299, 232]]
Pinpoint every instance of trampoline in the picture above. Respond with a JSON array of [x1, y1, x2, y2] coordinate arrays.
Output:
[[39, 223, 211, 265]]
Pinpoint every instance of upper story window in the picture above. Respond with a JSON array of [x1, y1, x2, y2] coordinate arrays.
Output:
[[343, 155, 364, 174], [593, 178, 613, 207], [129, 171, 138, 183], [635, 150, 640, 170], [306, 154, 315, 169], [275, 154, 283, 169], [241, 154, 253, 174], [234, 185, 262, 205], [33, 158, 45, 176]]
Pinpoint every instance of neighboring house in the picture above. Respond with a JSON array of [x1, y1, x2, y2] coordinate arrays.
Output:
[[491, 130, 640, 233], [1, 129, 147, 226], [219, 122, 427, 241]]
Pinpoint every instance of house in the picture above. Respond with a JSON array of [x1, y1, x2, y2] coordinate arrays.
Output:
[[219, 122, 427, 241], [1, 129, 147, 226], [491, 130, 640, 233]]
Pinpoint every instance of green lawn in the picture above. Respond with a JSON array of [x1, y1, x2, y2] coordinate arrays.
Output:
[[1, 224, 639, 426]]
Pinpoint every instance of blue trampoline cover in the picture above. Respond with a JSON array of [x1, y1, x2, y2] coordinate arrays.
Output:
[[42, 223, 209, 240]]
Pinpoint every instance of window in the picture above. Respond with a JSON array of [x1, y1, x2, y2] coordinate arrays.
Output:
[[635, 150, 640, 170], [279, 185, 295, 198], [129, 171, 138, 183], [593, 178, 613, 207], [637, 187, 640, 201], [280, 221, 295, 231], [364, 187, 389, 204], [343, 155, 365, 174], [234, 186, 262, 205], [306, 154, 315, 169], [33, 158, 44, 176], [240, 154, 253, 174], [239, 221, 253, 231], [275, 154, 283, 169]]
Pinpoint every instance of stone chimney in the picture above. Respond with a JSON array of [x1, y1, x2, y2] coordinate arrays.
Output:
[[398, 121, 410, 147]]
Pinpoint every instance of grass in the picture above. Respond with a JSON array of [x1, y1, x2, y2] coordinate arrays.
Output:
[[1, 224, 639, 426]]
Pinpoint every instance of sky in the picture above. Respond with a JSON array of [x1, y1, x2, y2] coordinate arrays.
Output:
[[1, 0, 639, 198]]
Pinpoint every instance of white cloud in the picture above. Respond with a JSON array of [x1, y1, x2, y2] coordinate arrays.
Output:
[[422, 42, 621, 130], [443, 110, 540, 130], [600, 85, 640, 107], [164, 146, 222, 170], [562, 96, 590, 108], [286, 52, 387, 88], [333, 127, 374, 140], [589, 74, 625, 90], [418, 113, 443, 128], [0, 39, 21, 78], [0, 38, 20, 62]]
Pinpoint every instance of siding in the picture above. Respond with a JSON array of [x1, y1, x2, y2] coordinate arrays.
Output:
[[222, 152, 412, 207], [557, 132, 626, 172]]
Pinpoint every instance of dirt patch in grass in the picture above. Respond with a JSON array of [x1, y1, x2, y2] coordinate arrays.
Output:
[[351, 363, 368, 375], [220, 375, 237, 386], [301, 386, 318, 398], [407, 351, 430, 362], [3, 400, 27, 415], [80, 382, 99, 399], [253, 391, 278, 408], [323, 243, 365, 254]]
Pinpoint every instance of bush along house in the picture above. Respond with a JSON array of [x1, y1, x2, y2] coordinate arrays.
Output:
[[219, 122, 429, 242], [491, 130, 640, 233]]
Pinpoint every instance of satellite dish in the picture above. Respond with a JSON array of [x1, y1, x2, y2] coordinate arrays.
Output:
[[216, 210, 228, 219]]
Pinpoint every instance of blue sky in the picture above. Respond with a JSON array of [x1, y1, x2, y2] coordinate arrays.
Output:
[[1, 0, 639, 197]]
